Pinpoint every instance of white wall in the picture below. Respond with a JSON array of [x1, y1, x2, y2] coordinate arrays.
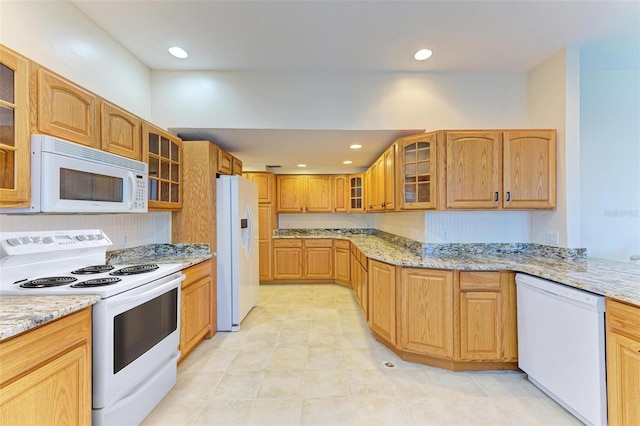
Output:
[[0, 0, 152, 120], [278, 213, 376, 230], [0, 212, 171, 251], [528, 48, 581, 248], [579, 37, 640, 262], [425, 211, 531, 244], [151, 70, 528, 130]]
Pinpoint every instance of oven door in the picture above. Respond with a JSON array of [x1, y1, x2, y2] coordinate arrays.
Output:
[[92, 272, 183, 413]]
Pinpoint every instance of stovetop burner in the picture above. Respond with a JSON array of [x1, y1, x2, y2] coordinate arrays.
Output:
[[71, 277, 122, 288], [72, 265, 115, 275], [110, 264, 160, 276], [20, 276, 78, 288]]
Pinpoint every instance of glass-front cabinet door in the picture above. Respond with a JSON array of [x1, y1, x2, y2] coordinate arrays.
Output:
[[0, 45, 30, 207], [348, 174, 364, 212], [142, 122, 182, 210], [398, 133, 438, 209]]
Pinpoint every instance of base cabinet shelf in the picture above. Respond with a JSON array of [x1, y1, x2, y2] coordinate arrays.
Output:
[[0, 308, 92, 425], [179, 260, 215, 363]]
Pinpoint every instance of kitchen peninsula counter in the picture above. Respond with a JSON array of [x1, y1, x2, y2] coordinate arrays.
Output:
[[106, 243, 214, 268], [273, 229, 640, 306], [0, 295, 99, 341]]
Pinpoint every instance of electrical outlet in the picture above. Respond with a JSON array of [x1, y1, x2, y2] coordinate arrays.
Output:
[[442, 229, 449, 242], [546, 231, 559, 245]]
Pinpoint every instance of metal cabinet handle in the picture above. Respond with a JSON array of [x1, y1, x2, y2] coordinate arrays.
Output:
[[494, 192, 499, 202], [506, 191, 511, 202]]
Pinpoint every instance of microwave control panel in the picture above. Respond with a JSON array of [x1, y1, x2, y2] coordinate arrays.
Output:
[[134, 174, 148, 211]]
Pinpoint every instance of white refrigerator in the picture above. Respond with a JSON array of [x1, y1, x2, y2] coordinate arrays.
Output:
[[216, 175, 260, 331]]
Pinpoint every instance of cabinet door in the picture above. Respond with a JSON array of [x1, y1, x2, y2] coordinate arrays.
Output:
[[398, 133, 437, 210], [368, 260, 396, 344], [180, 270, 213, 362], [304, 240, 333, 279], [383, 145, 396, 210], [333, 175, 348, 212], [232, 156, 243, 175], [503, 130, 556, 209], [460, 292, 501, 360], [399, 268, 454, 358], [305, 175, 332, 212], [446, 131, 502, 209], [245, 172, 274, 204], [37, 68, 99, 148], [257, 204, 274, 281], [100, 101, 141, 160], [273, 240, 303, 279], [606, 299, 640, 426], [217, 147, 233, 175], [0, 46, 30, 206], [143, 123, 182, 210], [334, 247, 350, 285], [276, 175, 304, 212], [348, 174, 364, 212], [373, 157, 385, 211]]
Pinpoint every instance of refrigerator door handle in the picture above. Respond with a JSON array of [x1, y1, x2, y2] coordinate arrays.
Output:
[[245, 205, 255, 259]]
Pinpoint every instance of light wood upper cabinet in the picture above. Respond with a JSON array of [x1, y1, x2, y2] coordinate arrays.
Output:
[[37, 67, 99, 148], [244, 172, 275, 204], [383, 144, 396, 210], [179, 260, 215, 363], [217, 147, 233, 175], [100, 101, 141, 160], [398, 268, 454, 358], [0, 45, 30, 207], [368, 259, 397, 345], [446, 131, 502, 209], [398, 132, 439, 210], [142, 122, 182, 210], [276, 175, 332, 213], [333, 175, 349, 212], [606, 299, 640, 426], [503, 130, 556, 209], [348, 174, 364, 212], [0, 308, 92, 425], [366, 144, 396, 211], [232, 156, 243, 175]]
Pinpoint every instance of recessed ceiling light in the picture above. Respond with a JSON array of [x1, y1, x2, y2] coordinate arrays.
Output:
[[343, 160, 353, 165], [168, 46, 188, 59], [297, 164, 307, 168], [414, 49, 433, 61], [350, 144, 362, 149]]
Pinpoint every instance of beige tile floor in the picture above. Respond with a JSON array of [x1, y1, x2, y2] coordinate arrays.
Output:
[[142, 284, 582, 426]]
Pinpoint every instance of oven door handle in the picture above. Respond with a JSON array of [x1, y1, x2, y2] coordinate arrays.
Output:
[[108, 273, 184, 309]]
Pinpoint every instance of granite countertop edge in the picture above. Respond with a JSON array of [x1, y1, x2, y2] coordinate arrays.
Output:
[[0, 295, 100, 342], [274, 231, 640, 307]]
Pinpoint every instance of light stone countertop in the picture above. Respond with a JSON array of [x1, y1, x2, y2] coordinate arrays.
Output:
[[274, 230, 640, 306], [0, 295, 100, 341]]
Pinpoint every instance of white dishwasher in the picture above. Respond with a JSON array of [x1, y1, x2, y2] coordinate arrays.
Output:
[[516, 273, 607, 426]]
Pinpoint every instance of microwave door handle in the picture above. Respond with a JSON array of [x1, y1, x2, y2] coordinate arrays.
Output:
[[125, 172, 136, 209]]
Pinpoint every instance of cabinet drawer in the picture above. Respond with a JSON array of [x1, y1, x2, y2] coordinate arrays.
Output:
[[273, 239, 303, 248], [334, 239, 350, 250], [607, 299, 640, 341], [183, 260, 212, 285], [460, 271, 501, 291], [304, 239, 333, 248]]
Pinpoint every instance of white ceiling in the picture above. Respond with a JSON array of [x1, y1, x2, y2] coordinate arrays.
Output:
[[72, 0, 640, 172]]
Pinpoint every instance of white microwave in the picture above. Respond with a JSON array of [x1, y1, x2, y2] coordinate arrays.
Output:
[[4, 135, 148, 214]]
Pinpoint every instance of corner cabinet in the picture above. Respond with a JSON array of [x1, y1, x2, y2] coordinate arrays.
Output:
[[606, 299, 640, 426], [0, 45, 30, 207], [398, 132, 439, 210], [37, 67, 99, 148], [100, 101, 141, 161], [334, 240, 351, 286], [179, 260, 215, 363], [0, 308, 92, 425], [276, 175, 332, 213], [142, 122, 182, 210], [368, 259, 397, 345]]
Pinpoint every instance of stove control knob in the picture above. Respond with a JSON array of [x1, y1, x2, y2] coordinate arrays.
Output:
[[94, 234, 104, 240], [43, 237, 54, 244], [18, 237, 31, 245], [86, 234, 96, 240], [75, 235, 87, 241], [7, 238, 21, 246], [31, 236, 42, 244]]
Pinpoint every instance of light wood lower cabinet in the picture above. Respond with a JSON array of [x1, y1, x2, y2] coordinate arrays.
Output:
[[399, 268, 454, 358], [179, 260, 215, 363], [350, 246, 368, 319], [0, 308, 92, 425], [334, 240, 351, 285], [272, 239, 334, 281], [368, 259, 396, 345], [606, 298, 640, 426]]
